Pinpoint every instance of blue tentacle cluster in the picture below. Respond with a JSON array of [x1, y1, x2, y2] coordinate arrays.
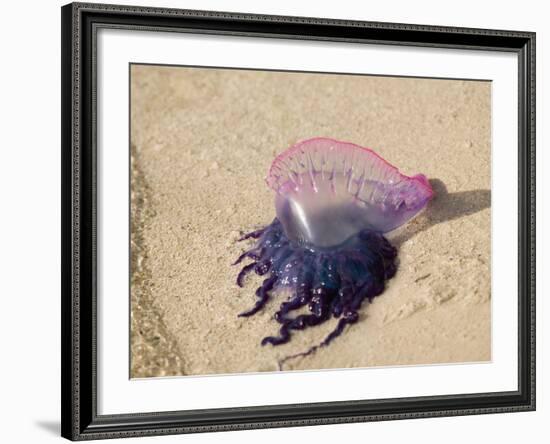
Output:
[[234, 218, 397, 351]]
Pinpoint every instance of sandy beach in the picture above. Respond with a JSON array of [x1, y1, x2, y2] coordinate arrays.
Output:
[[130, 64, 491, 378]]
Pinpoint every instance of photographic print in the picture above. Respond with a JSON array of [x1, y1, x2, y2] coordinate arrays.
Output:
[[129, 64, 491, 378], [62, 4, 535, 438]]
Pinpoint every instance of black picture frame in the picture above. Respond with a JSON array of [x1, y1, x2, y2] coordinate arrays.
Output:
[[61, 2, 536, 440]]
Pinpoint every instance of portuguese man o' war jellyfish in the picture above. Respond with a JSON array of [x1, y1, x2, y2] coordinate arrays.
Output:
[[234, 137, 433, 360]]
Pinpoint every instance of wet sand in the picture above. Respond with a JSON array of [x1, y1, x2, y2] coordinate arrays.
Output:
[[130, 65, 491, 378]]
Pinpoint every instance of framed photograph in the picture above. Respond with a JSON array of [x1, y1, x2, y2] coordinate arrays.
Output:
[[61, 2, 536, 440]]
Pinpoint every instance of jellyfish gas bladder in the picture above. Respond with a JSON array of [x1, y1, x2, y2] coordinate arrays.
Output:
[[234, 137, 433, 356]]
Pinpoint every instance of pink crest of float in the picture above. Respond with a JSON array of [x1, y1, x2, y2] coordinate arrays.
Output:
[[266, 137, 434, 247]]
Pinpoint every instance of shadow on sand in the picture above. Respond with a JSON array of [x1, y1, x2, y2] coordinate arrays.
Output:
[[390, 178, 491, 247]]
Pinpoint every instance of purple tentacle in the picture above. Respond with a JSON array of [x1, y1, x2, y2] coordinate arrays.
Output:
[[321, 311, 359, 347], [236, 262, 256, 287], [261, 323, 291, 346], [232, 249, 261, 266], [239, 276, 276, 317], [238, 227, 267, 242]]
